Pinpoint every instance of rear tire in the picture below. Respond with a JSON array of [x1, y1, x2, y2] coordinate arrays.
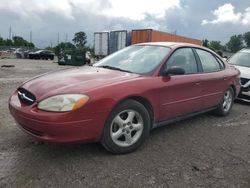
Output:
[[101, 100, 151, 154], [215, 87, 234, 116]]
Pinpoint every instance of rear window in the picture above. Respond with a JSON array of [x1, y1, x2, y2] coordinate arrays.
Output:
[[196, 49, 221, 72], [215, 56, 225, 69]]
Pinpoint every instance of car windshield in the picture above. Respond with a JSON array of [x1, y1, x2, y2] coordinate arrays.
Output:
[[94, 45, 170, 74], [228, 49, 250, 68]]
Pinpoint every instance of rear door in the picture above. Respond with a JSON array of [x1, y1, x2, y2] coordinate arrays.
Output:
[[194, 49, 227, 108], [158, 48, 202, 121]]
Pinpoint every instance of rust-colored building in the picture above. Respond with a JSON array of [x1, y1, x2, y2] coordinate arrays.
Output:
[[131, 29, 202, 46]]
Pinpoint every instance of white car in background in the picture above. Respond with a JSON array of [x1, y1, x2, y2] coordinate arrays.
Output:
[[228, 48, 250, 102]]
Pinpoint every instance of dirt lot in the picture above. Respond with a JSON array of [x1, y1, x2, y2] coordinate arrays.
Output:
[[0, 59, 250, 188]]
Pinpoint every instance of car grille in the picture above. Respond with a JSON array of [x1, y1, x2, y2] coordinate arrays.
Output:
[[17, 88, 36, 105], [240, 78, 249, 86]]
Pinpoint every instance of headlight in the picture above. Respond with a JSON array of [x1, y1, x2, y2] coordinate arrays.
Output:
[[38, 94, 89, 112]]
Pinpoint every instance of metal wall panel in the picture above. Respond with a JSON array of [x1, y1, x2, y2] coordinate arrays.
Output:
[[94, 32, 109, 56], [109, 30, 128, 54]]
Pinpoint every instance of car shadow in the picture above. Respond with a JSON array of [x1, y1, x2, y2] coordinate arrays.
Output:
[[235, 99, 250, 106]]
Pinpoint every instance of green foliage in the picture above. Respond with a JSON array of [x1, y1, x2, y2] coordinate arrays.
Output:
[[83, 45, 94, 54], [13, 36, 26, 46], [0, 37, 4, 46], [27, 42, 35, 48], [0, 36, 35, 48], [209, 41, 224, 51], [203, 39, 226, 53], [53, 42, 76, 57], [226, 35, 243, 53], [54, 31, 89, 59], [202, 39, 209, 47], [243, 32, 250, 47], [72, 31, 87, 49], [5, 39, 13, 46]]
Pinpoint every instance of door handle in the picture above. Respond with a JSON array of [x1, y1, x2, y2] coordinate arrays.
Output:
[[195, 82, 201, 86], [223, 76, 227, 81]]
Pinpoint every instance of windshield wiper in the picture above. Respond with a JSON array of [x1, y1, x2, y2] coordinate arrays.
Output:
[[98, 65, 132, 73]]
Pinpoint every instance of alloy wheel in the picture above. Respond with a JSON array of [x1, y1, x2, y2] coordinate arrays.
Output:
[[110, 110, 144, 147], [222, 90, 233, 112]]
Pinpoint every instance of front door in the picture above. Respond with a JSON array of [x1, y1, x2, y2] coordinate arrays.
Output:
[[158, 48, 202, 121]]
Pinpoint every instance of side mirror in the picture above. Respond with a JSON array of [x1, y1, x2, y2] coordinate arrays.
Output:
[[164, 66, 185, 75]]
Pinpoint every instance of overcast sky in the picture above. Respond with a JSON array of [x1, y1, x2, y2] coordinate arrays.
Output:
[[0, 0, 250, 47]]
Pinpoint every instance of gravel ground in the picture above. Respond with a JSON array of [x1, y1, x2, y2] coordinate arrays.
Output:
[[0, 59, 250, 188]]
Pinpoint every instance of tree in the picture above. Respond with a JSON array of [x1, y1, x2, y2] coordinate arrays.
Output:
[[0, 37, 4, 46], [226, 35, 243, 53], [13, 36, 26, 46], [27, 42, 35, 48], [209, 41, 224, 51], [0, 35, 35, 48], [84, 45, 94, 54], [72, 31, 87, 49], [53, 42, 76, 57], [243, 31, 250, 47], [202, 39, 209, 48], [5, 39, 13, 46]]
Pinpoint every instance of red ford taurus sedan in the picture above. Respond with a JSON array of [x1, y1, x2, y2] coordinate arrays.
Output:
[[9, 42, 241, 154]]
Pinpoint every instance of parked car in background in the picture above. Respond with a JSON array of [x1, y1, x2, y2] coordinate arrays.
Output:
[[9, 42, 240, 154], [14, 48, 24, 58], [228, 48, 250, 102], [29, 50, 55, 60], [24, 50, 33, 59]]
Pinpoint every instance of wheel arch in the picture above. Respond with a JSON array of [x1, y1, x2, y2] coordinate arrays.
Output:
[[115, 96, 155, 127], [229, 84, 236, 98]]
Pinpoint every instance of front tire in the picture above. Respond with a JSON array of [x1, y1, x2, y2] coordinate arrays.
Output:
[[215, 87, 234, 116], [101, 100, 151, 154]]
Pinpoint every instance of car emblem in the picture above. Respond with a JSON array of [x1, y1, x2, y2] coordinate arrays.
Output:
[[18, 91, 34, 102]]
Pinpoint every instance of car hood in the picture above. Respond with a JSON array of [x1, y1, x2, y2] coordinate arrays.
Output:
[[21, 66, 140, 100], [233, 65, 250, 79]]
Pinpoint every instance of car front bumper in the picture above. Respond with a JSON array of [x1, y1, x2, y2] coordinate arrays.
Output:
[[237, 90, 250, 102], [237, 78, 250, 102], [9, 92, 107, 143]]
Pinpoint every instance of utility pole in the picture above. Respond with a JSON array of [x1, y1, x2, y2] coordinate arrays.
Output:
[[57, 32, 60, 45], [9, 26, 12, 39], [65, 33, 68, 43], [30, 31, 32, 43], [50, 41, 53, 48]]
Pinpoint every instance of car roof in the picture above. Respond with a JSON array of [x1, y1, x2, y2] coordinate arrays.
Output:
[[134, 42, 202, 49]]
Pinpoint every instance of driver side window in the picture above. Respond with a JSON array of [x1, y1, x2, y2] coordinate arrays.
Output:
[[167, 48, 198, 74]]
